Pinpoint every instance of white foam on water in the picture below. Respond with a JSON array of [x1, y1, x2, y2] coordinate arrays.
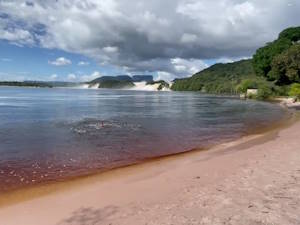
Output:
[[128, 82, 171, 91], [66, 82, 171, 91], [87, 83, 100, 89]]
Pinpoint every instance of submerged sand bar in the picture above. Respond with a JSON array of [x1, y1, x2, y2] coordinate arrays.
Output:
[[0, 114, 300, 224]]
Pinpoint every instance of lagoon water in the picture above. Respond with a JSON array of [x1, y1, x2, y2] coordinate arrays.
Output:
[[0, 87, 285, 192]]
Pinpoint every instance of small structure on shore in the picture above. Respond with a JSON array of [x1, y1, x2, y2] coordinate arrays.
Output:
[[247, 89, 258, 96], [240, 89, 258, 99]]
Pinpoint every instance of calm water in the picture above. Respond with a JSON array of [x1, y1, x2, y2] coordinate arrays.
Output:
[[0, 87, 285, 192]]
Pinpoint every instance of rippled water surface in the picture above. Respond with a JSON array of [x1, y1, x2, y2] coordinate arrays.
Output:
[[0, 87, 285, 192]]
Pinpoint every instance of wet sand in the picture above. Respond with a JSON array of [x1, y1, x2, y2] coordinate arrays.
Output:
[[1, 111, 300, 224]]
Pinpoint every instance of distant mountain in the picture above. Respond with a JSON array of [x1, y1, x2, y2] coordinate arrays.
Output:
[[0, 81, 53, 88], [0, 81, 82, 88], [44, 81, 79, 87], [90, 75, 132, 83], [88, 75, 155, 89], [87, 75, 173, 91], [89, 75, 154, 84], [97, 80, 135, 89]]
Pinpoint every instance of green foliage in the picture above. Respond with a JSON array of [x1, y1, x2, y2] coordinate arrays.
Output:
[[171, 26, 300, 99], [236, 79, 260, 93], [272, 85, 290, 96], [269, 44, 300, 84], [256, 83, 274, 100], [289, 83, 300, 99], [171, 60, 256, 94], [253, 27, 300, 80], [253, 38, 292, 78], [98, 80, 134, 89], [236, 79, 277, 100], [279, 27, 300, 42]]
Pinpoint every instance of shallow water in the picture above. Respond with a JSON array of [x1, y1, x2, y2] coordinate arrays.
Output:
[[0, 87, 285, 192]]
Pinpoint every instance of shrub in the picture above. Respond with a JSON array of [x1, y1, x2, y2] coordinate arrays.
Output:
[[236, 79, 259, 93], [257, 84, 273, 100], [289, 83, 300, 100]]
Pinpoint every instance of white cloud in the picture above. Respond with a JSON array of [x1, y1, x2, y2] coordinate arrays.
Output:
[[78, 61, 90, 66], [49, 57, 72, 66], [171, 58, 208, 75], [0, 28, 34, 46], [67, 73, 76, 80], [50, 74, 58, 80], [103, 46, 119, 54], [156, 71, 174, 82], [80, 71, 102, 82], [180, 33, 198, 44], [0, 0, 300, 78]]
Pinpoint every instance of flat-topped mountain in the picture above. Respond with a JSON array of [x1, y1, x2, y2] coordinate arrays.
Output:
[[90, 75, 154, 84], [88, 75, 169, 90]]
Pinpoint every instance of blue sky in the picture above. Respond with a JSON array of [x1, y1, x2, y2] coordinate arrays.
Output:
[[0, 40, 126, 82], [0, 0, 299, 82], [0, 40, 217, 82]]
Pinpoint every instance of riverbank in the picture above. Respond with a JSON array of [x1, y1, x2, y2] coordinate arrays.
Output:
[[0, 107, 299, 224]]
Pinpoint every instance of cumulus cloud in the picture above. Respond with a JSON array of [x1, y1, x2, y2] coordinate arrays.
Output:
[[78, 61, 90, 66], [67, 73, 77, 81], [80, 71, 102, 82], [49, 57, 72, 66], [103, 46, 119, 54], [0, 27, 34, 46], [171, 58, 208, 75], [156, 71, 174, 82], [50, 74, 58, 80], [0, 0, 299, 77]]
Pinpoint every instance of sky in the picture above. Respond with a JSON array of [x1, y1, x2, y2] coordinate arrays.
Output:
[[0, 0, 299, 82]]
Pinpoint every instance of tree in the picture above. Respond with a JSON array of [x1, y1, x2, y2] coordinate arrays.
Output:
[[279, 27, 300, 42], [289, 83, 300, 100], [236, 79, 259, 93], [269, 44, 300, 84], [253, 38, 292, 78], [252, 27, 300, 79]]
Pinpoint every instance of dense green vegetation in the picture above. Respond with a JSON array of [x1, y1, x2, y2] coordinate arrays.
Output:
[[98, 80, 135, 89], [172, 26, 300, 100], [253, 27, 300, 83], [172, 60, 256, 94], [289, 83, 300, 100], [0, 81, 53, 88], [269, 44, 300, 83]]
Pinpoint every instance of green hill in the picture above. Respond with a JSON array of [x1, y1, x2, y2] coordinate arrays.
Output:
[[171, 59, 256, 94], [172, 27, 300, 99]]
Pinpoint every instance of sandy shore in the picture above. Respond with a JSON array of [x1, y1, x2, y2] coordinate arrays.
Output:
[[1, 112, 300, 225]]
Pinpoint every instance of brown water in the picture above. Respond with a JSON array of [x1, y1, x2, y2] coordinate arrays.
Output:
[[0, 87, 286, 193]]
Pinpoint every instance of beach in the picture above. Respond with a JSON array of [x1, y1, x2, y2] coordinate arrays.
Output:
[[0, 109, 299, 225]]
